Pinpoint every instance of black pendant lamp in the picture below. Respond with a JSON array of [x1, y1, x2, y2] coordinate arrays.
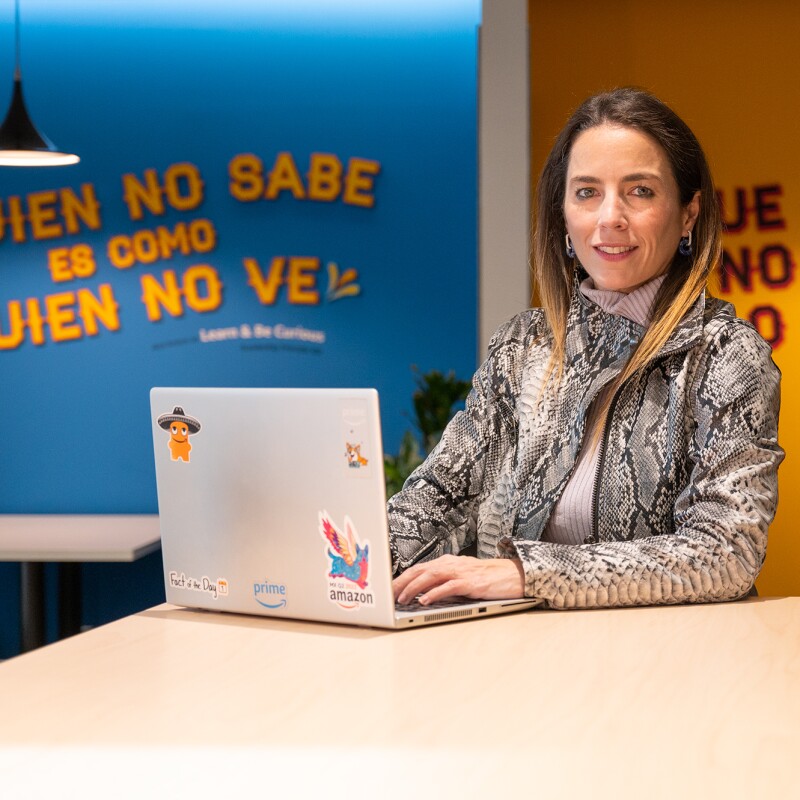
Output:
[[0, 0, 78, 166]]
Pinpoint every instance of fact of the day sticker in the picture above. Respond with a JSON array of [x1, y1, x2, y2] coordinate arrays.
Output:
[[340, 398, 373, 478]]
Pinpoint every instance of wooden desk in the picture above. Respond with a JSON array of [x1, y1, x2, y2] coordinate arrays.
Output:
[[0, 597, 797, 797], [0, 514, 161, 652]]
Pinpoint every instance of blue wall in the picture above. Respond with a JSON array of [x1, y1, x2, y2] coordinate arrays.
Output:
[[0, 0, 480, 656]]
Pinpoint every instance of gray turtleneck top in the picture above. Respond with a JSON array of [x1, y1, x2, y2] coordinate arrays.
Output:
[[541, 274, 665, 545]]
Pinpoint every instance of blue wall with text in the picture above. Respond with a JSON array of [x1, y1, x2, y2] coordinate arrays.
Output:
[[0, 0, 480, 656]]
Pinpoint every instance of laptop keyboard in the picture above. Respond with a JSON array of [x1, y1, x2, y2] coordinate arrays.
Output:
[[395, 596, 474, 613]]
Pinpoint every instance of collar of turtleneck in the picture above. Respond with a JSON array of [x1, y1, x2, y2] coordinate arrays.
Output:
[[578, 274, 666, 328]]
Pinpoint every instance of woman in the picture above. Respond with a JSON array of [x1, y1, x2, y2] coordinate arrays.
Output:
[[389, 87, 783, 609]]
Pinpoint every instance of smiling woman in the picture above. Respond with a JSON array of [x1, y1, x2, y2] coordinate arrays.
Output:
[[564, 124, 699, 294], [389, 87, 784, 611]]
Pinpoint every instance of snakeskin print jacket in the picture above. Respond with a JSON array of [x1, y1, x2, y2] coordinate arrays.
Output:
[[387, 286, 783, 608]]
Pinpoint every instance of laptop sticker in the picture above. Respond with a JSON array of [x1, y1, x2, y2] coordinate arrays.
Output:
[[157, 406, 201, 462], [169, 571, 228, 599], [253, 578, 288, 609], [344, 441, 369, 469], [340, 400, 372, 478], [319, 511, 375, 610]]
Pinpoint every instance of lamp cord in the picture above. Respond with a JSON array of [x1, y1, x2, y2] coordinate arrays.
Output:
[[13, 0, 20, 80]]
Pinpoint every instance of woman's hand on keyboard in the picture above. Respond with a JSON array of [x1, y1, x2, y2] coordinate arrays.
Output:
[[392, 555, 525, 606]]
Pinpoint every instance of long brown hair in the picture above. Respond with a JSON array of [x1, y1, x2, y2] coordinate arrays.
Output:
[[533, 88, 722, 416]]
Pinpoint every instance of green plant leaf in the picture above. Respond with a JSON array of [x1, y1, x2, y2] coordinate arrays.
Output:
[[384, 368, 470, 497]]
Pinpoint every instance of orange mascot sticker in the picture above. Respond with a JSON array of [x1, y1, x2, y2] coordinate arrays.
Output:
[[157, 406, 201, 462]]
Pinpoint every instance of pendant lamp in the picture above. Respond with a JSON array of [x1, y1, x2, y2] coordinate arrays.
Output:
[[0, 0, 78, 166]]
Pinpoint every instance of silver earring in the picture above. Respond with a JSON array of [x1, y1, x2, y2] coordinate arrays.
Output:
[[565, 234, 576, 259], [678, 230, 692, 257]]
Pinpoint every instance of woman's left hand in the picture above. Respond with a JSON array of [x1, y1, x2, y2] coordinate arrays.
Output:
[[393, 554, 525, 605]]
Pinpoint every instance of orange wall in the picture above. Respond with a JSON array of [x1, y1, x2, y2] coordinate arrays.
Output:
[[530, 0, 799, 596]]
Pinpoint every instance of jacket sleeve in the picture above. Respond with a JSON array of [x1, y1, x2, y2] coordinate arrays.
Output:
[[387, 314, 530, 576], [506, 319, 784, 608]]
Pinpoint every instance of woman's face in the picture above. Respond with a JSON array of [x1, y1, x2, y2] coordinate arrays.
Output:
[[563, 124, 700, 293]]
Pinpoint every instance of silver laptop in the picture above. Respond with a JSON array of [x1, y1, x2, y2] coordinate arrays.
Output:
[[150, 387, 539, 629]]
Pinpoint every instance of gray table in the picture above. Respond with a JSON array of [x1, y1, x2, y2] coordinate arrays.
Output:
[[0, 514, 161, 652]]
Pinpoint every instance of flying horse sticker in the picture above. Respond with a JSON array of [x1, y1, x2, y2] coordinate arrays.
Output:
[[319, 511, 375, 610]]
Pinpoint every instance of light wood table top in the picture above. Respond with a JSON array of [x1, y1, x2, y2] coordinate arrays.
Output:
[[0, 514, 160, 561], [0, 597, 797, 798]]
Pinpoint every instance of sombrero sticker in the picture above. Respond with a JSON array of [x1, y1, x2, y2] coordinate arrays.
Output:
[[157, 406, 201, 462]]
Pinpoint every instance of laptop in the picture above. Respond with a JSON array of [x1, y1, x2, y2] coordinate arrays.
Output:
[[150, 387, 539, 629]]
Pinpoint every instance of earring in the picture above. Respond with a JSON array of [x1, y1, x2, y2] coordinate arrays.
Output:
[[565, 234, 576, 259], [678, 230, 692, 257]]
